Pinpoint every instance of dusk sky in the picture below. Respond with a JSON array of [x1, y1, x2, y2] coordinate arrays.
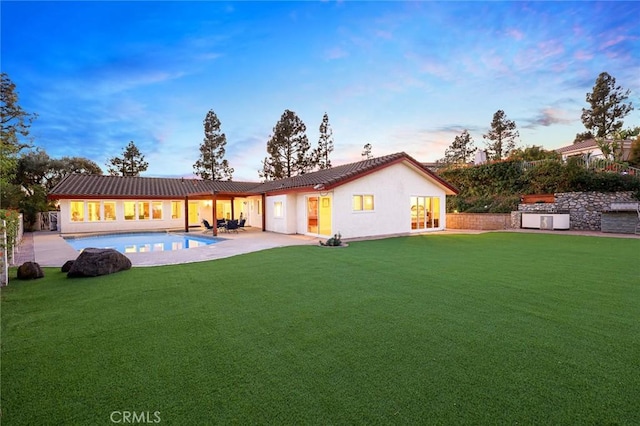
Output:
[[2, 1, 639, 180]]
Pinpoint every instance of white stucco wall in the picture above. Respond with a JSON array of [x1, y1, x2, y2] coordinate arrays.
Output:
[[265, 194, 297, 234], [330, 162, 447, 239], [58, 199, 189, 234]]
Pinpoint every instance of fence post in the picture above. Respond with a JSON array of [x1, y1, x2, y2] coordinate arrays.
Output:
[[1, 220, 8, 286]]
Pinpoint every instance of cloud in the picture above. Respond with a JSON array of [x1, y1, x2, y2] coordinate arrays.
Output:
[[506, 28, 524, 41], [324, 46, 349, 60], [521, 108, 575, 129]]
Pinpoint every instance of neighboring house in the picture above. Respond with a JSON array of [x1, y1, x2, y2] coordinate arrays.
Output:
[[48, 152, 459, 239], [555, 138, 634, 162]]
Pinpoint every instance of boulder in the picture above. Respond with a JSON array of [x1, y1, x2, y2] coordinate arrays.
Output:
[[61, 260, 74, 273], [17, 262, 45, 280], [67, 248, 132, 278]]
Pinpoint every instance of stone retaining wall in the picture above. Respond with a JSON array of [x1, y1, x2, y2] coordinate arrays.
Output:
[[518, 191, 637, 231]]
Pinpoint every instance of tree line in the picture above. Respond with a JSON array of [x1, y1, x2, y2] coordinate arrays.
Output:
[[439, 71, 639, 166]]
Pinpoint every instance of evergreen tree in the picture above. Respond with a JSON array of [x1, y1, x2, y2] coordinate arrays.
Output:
[[361, 143, 373, 159], [443, 130, 476, 164], [259, 109, 311, 180], [193, 110, 234, 180], [107, 141, 149, 176], [573, 131, 594, 143], [313, 112, 334, 170], [1, 73, 37, 188], [581, 72, 633, 138], [483, 110, 519, 160]]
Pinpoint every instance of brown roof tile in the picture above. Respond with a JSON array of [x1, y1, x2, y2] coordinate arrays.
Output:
[[49, 152, 459, 199]]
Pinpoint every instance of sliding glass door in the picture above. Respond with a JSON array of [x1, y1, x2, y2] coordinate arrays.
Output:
[[410, 196, 440, 230]]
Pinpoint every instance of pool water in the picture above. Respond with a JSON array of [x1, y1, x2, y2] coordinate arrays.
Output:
[[64, 232, 220, 254]]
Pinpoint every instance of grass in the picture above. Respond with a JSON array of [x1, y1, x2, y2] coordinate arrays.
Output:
[[1, 232, 639, 425]]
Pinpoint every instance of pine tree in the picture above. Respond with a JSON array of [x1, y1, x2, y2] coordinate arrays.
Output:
[[259, 109, 312, 180], [193, 110, 234, 181], [443, 130, 476, 164], [107, 141, 148, 176], [313, 112, 334, 170], [581, 72, 633, 138], [483, 110, 519, 160]]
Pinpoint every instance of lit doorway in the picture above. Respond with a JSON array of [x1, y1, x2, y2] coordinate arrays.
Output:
[[307, 196, 332, 236], [188, 201, 200, 226]]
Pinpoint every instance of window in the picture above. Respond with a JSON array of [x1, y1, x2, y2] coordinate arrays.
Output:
[[138, 202, 150, 220], [171, 201, 182, 219], [70, 201, 84, 222], [124, 202, 136, 220], [152, 202, 163, 220], [274, 201, 283, 218], [104, 202, 116, 221], [87, 201, 100, 222], [353, 194, 374, 211]]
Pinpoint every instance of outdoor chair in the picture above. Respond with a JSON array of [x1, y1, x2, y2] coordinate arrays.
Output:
[[225, 219, 239, 233], [201, 219, 215, 233], [238, 218, 247, 231]]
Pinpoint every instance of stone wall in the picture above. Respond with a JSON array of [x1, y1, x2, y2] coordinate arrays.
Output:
[[518, 191, 637, 231], [446, 213, 511, 230]]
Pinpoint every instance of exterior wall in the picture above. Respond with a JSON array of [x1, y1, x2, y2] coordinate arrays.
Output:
[[330, 163, 447, 239], [244, 196, 263, 228], [446, 213, 511, 230], [265, 194, 297, 234], [58, 199, 188, 234]]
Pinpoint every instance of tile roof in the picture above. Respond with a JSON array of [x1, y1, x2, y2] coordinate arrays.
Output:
[[555, 138, 634, 154], [48, 174, 261, 199], [555, 139, 598, 154], [49, 152, 459, 199]]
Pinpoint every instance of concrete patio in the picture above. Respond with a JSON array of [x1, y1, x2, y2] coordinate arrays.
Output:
[[16, 228, 321, 267]]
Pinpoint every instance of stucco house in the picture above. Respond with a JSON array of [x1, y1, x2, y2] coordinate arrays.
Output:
[[555, 138, 635, 162], [48, 152, 458, 239]]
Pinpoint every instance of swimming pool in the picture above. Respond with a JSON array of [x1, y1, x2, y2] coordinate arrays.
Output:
[[63, 232, 221, 254]]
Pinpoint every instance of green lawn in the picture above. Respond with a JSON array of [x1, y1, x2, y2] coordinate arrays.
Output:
[[2, 233, 639, 425]]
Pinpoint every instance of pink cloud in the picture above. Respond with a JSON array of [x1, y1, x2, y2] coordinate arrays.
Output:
[[600, 35, 626, 49], [574, 50, 594, 61], [506, 28, 524, 41], [324, 47, 348, 60]]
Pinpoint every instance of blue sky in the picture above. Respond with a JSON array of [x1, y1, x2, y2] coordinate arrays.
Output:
[[2, 1, 639, 180]]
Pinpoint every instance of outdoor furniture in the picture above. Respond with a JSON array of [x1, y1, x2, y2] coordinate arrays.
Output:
[[216, 219, 226, 231], [238, 218, 247, 231], [201, 219, 215, 232], [225, 219, 239, 233]]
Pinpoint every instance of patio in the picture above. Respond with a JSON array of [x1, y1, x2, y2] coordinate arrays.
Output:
[[18, 227, 320, 267]]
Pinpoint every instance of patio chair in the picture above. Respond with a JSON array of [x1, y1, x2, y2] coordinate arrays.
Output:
[[238, 218, 247, 231], [225, 219, 239, 233], [201, 219, 215, 233]]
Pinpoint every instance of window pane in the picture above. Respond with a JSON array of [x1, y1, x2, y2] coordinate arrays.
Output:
[[363, 195, 374, 211], [87, 201, 100, 221], [274, 201, 283, 217], [124, 202, 136, 220], [138, 202, 150, 220], [152, 202, 163, 219], [171, 201, 181, 219], [70, 201, 84, 222], [352, 195, 363, 211], [104, 202, 116, 221]]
